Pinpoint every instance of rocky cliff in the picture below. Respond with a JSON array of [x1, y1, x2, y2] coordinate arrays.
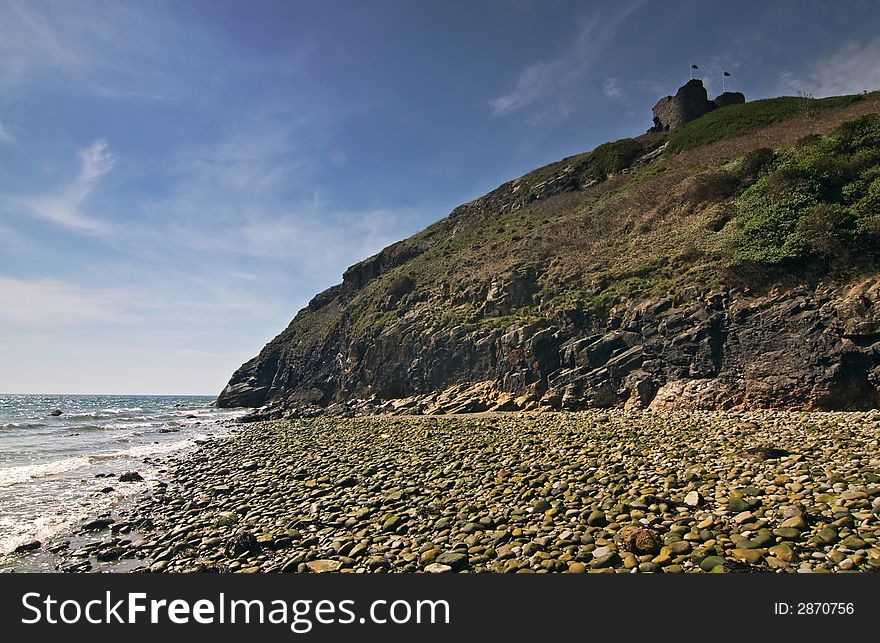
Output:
[[218, 89, 880, 416]]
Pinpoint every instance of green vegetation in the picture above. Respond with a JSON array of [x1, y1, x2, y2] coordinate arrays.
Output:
[[667, 94, 867, 154], [732, 113, 880, 266], [579, 138, 647, 181]]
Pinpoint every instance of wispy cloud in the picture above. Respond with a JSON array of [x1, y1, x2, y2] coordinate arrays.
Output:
[[0, 276, 138, 325], [130, 120, 422, 284], [602, 77, 623, 100], [13, 139, 114, 233], [781, 36, 880, 97], [0, 0, 204, 100], [0, 123, 14, 145], [488, 1, 644, 123]]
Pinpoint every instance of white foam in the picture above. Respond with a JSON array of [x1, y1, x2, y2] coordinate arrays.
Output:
[[101, 407, 144, 414], [0, 456, 92, 488]]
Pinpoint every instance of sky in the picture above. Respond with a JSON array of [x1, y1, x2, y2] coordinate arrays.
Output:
[[2, 0, 880, 395]]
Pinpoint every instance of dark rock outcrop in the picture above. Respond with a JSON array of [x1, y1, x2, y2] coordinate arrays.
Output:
[[714, 91, 746, 109], [219, 278, 880, 414]]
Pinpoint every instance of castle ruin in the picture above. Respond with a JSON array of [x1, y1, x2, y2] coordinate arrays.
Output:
[[650, 79, 745, 132]]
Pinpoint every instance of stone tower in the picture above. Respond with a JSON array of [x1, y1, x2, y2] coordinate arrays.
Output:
[[650, 79, 745, 132]]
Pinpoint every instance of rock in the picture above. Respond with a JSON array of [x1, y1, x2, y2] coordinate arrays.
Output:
[[590, 551, 620, 569], [306, 560, 342, 573], [841, 535, 867, 549], [731, 549, 764, 565], [381, 514, 403, 533], [699, 556, 725, 572], [435, 551, 469, 572], [743, 445, 790, 461], [14, 540, 41, 553], [82, 518, 114, 531], [615, 525, 661, 555], [119, 471, 144, 483], [226, 531, 260, 557], [733, 511, 755, 525], [684, 491, 702, 507], [773, 527, 801, 540], [424, 563, 452, 573], [780, 515, 807, 530], [768, 544, 798, 563], [48, 409, 63, 416], [728, 498, 753, 513], [721, 560, 764, 573], [586, 511, 607, 527], [215, 511, 239, 527], [531, 498, 551, 513], [818, 527, 839, 545]]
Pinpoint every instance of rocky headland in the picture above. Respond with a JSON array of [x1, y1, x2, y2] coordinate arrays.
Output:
[[218, 86, 880, 420]]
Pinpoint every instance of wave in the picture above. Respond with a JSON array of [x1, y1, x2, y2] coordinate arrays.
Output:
[[100, 407, 145, 414], [1, 422, 48, 430], [0, 437, 203, 488], [0, 456, 92, 487]]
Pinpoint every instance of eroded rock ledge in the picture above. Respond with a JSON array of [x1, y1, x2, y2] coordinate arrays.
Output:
[[225, 278, 880, 421]]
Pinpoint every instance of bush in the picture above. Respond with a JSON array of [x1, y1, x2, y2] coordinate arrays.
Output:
[[683, 170, 741, 204], [730, 112, 880, 267], [737, 147, 775, 180], [796, 204, 854, 258], [579, 138, 646, 182]]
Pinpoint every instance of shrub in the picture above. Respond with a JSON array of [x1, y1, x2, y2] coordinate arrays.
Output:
[[737, 147, 775, 180], [730, 112, 880, 267], [579, 138, 646, 182], [683, 170, 741, 204]]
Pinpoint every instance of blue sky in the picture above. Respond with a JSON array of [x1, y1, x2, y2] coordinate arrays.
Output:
[[2, 0, 880, 394]]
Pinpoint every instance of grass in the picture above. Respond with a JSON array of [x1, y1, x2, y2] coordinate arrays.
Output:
[[667, 95, 867, 154]]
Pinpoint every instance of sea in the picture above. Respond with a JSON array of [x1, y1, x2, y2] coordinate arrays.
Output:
[[0, 394, 245, 570]]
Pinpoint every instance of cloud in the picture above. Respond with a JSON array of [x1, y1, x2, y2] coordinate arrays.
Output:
[[0, 123, 14, 144], [488, 1, 644, 122], [602, 78, 623, 100], [781, 36, 880, 97], [78, 139, 114, 181], [14, 139, 114, 233], [0, 276, 139, 325], [129, 119, 422, 285], [0, 1, 207, 101]]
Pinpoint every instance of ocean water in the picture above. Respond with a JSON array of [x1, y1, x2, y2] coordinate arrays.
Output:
[[0, 394, 244, 568]]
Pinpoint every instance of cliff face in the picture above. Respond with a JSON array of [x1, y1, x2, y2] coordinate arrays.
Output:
[[218, 91, 880, 415], [219, 279, 880, 413]]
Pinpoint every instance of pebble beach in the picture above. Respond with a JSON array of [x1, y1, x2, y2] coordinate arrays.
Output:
[[15, 410, 880, 573]]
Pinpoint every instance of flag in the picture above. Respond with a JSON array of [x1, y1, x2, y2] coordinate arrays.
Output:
[[722, 71, 731, 76]]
